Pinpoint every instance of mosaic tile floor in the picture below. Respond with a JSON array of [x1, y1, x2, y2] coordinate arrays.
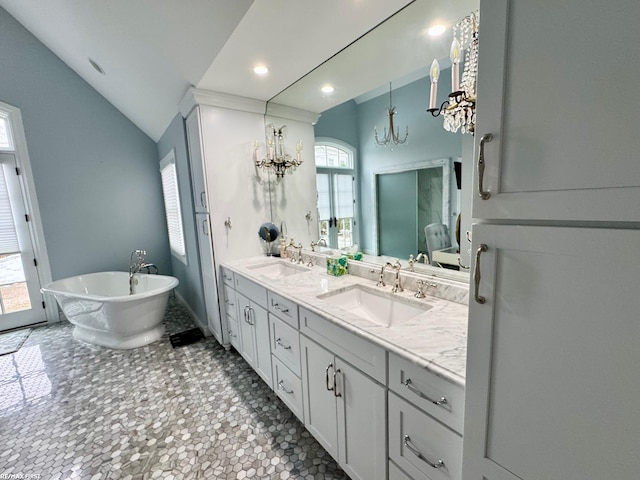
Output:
[[0, 298, 349, 479]]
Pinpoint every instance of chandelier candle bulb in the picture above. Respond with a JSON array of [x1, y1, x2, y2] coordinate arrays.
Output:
[[429, 59, 440, 110], [450, 38, 461, 92]]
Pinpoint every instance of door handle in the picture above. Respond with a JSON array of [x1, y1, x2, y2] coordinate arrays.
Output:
[[477, 133, 493, 200], [474, 244, 488, 304], [202, 219, 209, 236], [200, 191, 207, 208], [325, 363, 334, 392], [333, 368, 342, 398]]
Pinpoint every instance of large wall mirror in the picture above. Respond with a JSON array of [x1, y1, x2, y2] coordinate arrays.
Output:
[[265, 0, 478, 283]]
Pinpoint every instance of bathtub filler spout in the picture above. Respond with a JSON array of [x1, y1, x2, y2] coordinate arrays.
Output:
[[129, 250, 157, 294]]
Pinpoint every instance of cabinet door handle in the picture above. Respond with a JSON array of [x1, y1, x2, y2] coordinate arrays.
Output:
[[227, 329, 236, 338], [248, 307, 255, 325], [202, 219, 209, 236], [477, 133, 493, 200], [333, 368, 342, 398], [276, 338, 292, 350], [325, 363, 334, 392], [200, 191, 207, 208], [474, 244, 488, 304], [403, 435, 445, 469], [278, 380, 294, 394], [403, 379, 448, 408], [243, 305, 250, 323]]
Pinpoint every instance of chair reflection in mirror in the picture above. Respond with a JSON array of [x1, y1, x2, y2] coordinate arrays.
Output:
[[424, 223, 459, 269]]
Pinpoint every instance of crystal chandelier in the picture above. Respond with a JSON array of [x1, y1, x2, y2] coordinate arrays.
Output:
[[374, 83, 408, 147], [254, 124, 303, 178], [427, 11, 479, 135]]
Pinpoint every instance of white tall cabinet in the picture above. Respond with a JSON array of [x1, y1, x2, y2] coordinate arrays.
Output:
[[463, 1, 640, 479], [181, 89, 271, 346]]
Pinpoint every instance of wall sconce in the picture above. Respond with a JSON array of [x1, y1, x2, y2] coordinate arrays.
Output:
[[427, 11, 479, 135], [254, 124, 303, 178]]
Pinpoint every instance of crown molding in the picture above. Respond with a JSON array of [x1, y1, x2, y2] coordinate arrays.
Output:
[[265, 103, 321, 125], [179, 88, 266, 117]]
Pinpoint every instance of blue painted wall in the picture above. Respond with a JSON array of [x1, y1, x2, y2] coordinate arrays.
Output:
[[0, 7, 171, 279], [157, 114, 206, 324]]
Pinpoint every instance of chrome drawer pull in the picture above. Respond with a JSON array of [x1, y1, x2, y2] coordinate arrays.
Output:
[[403, 435, 445, 469], [477, 133, 492, 200], [227, 330, 236, 338], [403, 379, 448, 407], [333, 368, 342, 398], [474, 244, 488, 304], [273, 302, 289, 314], [200, 191, 207, 208], [325, 363, 334, 392], [278, 380, 294, 394], [276, 338, 292, 350]]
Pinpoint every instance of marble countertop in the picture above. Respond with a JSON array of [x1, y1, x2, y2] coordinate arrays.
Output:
[[222, 256, 468, 388]]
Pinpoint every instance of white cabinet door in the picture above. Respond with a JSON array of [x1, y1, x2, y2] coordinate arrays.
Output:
[[195, 213, 222, 343], [236, 292, 272, 388], [251, 301, 272, 389], [300, 335, 339, 459], [472, 0, 640, 222], [463, 224, 640, 480], [236, 292, 257, 368], [336, 358, 386, 480], [185, 108, 209, 213]]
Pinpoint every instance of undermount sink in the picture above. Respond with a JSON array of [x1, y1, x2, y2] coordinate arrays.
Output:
[[247, 260, 310, 280], [317, 284, 431, 327]]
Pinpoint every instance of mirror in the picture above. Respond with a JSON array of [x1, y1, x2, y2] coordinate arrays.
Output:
[[264, 0, 478, 283]]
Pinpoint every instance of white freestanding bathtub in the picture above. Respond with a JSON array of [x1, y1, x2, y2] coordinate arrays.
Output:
[[41, 271, 179, 349]]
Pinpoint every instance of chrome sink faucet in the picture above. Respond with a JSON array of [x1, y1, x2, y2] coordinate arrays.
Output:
[[310, 238, 327, 252], [389, 259, 404, 293]]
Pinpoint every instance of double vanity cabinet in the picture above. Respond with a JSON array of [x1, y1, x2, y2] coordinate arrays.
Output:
[[219, 258, 468, 480]]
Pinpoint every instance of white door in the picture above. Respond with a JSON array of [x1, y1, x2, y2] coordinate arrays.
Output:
[[336, 358, 386, 480], [0, 153, 45, 330], [463, 224, 640, 480], [300, 335, 339, 458], [472, 0, 640, 223], [195, 213, 223, 343]]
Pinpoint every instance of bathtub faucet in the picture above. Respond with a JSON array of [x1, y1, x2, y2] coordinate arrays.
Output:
[[129, 250, 157, 294]]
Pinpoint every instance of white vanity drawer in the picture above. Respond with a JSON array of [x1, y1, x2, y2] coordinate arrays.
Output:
[[220, 266, 234, 287], [272, 356, 304, 423], [223, 284, 237, 320], [234, 273, 267, 309], [389, 460, 413, 480], [267, 291, 299, 328], [226, 314, 241, 351], [389, 393, 462, 480], [300, 307, 386, 384], [270, 314, 301, 376], [389, 353, 464, 434]]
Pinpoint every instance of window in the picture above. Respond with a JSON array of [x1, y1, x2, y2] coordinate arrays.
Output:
[[160, 149, 186, 264], [0, 113, 14, 151], [315, 141, 357, 249]]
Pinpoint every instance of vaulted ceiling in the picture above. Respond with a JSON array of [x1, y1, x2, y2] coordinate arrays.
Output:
[[0, 0, 416, 141]]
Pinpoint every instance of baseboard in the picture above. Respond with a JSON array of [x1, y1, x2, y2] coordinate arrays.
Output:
[[173, 291, 211, 337]]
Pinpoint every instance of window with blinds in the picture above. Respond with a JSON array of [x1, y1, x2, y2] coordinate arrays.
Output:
[[160, 150, 186, 264], [0, 164, 19, 255], [0, 115, 13, 151]]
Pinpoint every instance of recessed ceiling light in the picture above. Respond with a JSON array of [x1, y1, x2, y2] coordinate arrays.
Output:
[[321, 85, 335, 94], [428, 24, 446, 36], [88, 57, 105, 75], [253, 65, 269, 75]]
